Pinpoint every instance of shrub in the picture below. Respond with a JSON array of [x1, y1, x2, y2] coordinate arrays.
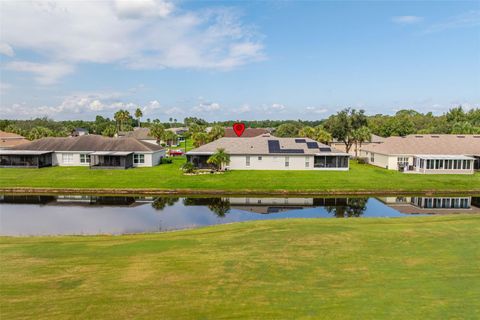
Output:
[[161, 158, 172, 164], [181, 162, 195, 173], [356, 157, 368, 164]]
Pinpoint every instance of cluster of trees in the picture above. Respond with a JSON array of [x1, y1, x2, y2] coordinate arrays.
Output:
[[1, 106, 478, 144]]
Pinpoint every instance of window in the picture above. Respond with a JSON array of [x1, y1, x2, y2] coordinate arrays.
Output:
[[370, 153, 375, 163], [463, 160, 468, 170], [397, 157, 409, 168], [80, 154, 90, 163], [62, 153, 73, 164], [285, 156, 289, 167], [445, 160, 453, 169], [258, 156, 262, 161], [134, 154, 145, 164], [420, 159, 424, 168], [246, 156, 250, 166], [305, 156, 310, 168], [465, 160, 471, 170]]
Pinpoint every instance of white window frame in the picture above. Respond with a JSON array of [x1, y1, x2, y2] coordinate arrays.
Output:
[[305, 156, 310, 168], [258, 156, 262, 161], [134, 154, 145, 164], [246, 156, 250, 167], [285, 156, 289, 167], [80, 154, 90, 164], [62, 153, 74, 164]]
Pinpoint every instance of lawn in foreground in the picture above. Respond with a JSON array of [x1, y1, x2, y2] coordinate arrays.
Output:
[[1, 215, 479, 319], [0, 158, 479, 192]]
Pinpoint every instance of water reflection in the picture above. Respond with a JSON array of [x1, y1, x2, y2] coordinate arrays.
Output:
[[0, 194, 478, 236]]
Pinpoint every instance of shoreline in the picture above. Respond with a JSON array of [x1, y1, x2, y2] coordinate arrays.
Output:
[[1, 187, 479, 197]]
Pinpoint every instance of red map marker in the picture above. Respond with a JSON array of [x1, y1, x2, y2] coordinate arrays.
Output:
[[233, 122, 245, 137]]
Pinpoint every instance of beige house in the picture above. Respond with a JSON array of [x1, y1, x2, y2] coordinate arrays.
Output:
[[378, 196, 480, 214], [0, 135, 165, 169], [186, 134, 350, 170], [360, 134, 479, 174]]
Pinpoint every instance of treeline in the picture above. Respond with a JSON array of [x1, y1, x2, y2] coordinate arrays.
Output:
[[0, 106, 478, 142]]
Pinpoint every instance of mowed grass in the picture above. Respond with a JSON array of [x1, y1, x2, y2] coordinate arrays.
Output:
[[1, 215, 479, 319], [0, 158, 478, 192]]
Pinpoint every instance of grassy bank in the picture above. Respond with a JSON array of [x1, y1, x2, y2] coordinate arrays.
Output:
[[0, 158, 479, 193], [1, 215, 479, 319]]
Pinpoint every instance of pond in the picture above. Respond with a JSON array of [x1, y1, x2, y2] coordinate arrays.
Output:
[[1, 194, 479, 236]]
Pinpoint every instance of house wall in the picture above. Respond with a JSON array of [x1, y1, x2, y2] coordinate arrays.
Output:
[[226, 155, 348, 170], [360, 150, 399, 170], [53, 152, 91, 166], [132, 150, 166, 167]]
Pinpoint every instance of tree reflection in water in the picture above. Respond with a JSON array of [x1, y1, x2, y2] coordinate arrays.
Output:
[[151, 197, 180, 210], [325, 198, 368, 217], [183, 197, 231, 217]]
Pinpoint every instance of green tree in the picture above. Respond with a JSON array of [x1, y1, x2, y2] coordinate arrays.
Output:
[[27, 126, 53, 140], [314, 126, 332, 144], [114, 110, 131, 132], [101, 125, 117, 137], [150, 123, 165, 143], [207, 148, 230, 171], [192, 132, 209, 147], [275, 123, 301, 137], [324, 108, 367, 153], [208, 125, 225, 141], [162, 130, 177, 146], [351, 126, 371, 157], [299, 126, 316, 139], [135, 108, 143, 127]]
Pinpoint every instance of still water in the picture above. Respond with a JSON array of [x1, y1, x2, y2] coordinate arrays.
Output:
[[0, 194, 478, 236]]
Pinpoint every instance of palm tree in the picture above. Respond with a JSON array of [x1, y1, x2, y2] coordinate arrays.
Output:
[[299, 126, 316, 139], [135, 108, 143, 128], [114, 109, 131, 132], [208, 125, 225, 142], [192, 132, 209, 147], [150, 123, 165, 143], [314, 126, 333, 145], [352, 126, 371, 157], [162, 130, 177, 146], [207, 148, 230, 171]]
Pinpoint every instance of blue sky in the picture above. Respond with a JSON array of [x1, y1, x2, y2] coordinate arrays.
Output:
[[0, 0, 479, 121]]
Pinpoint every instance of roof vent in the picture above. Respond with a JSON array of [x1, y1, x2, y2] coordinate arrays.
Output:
[[457, 135, 465, 138], [431, 135, 439, 138], [415, 135, 423, 138]]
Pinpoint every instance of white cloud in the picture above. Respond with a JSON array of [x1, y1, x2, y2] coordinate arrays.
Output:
[[0, 82, 12, 93], [0, 43, 14, 57], [193, 102, 222, 112], [114, 0, 174, 19], [5, 61, 74, 85], [306, 106, 328, 114], [392, 16, 423, 24], [233, 104, 251, 114], [0, 0, 265, 83], [423, 10, 480, 33]]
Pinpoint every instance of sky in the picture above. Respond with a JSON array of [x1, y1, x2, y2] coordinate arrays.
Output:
[[0, 0, 479, 121]]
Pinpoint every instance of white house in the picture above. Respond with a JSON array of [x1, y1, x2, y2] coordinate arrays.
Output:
[[0, 135, 165, 169], [360, 134, 479, 174], [186, 134, 350, 170]]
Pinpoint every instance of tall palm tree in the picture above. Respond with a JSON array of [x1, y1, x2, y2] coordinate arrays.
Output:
[[207, 148, 230, 171], [352, 126, 371, 157], [162, 130, 177, 146], [150, 123, 165, 143], [135, 108, 143, 128], [114, 109, 131, 132]]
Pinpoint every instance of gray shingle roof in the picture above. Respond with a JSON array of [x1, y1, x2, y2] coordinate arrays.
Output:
[[9, 135, 164, 152], [187, 134, 347, 155], [361, 134, 480, 156]]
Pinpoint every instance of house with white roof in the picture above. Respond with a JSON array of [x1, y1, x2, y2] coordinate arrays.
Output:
[[360, 134, 480, 174], [186, 134, 350, 170]]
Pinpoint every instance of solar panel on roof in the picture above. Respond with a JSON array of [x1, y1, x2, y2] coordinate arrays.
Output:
[[306, 142, 319, 149], [295, 139, 306, 143], [268, 140, 304, 154], [319, 147, 331, 152]]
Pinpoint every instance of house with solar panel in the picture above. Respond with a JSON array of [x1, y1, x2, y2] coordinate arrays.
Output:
[[186, 134, 350, 170], [360, 134, 479, 174]]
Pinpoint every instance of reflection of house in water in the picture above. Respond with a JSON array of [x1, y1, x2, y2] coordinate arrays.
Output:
[[183, 197, 360, 215], [378, 196, 480, 214], [0, 195, 155, 207], [228, 197, 314, 214]]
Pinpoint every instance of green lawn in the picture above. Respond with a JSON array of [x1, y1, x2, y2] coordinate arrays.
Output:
[[0, 158, 478, 193], [1, 215, 479, 319]]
